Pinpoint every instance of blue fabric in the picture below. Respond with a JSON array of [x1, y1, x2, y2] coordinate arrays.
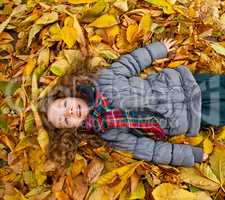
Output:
[[194, 73, 225, 126], [93, 42, 203, 166]]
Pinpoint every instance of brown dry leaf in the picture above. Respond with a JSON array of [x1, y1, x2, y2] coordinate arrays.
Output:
[[113, 0, 129, 12], [130, 172, 139, 194], [42, 159, 57, 172], [84, 158, 104, 184], [65, 175, 74, 198], [52, 174, 66, 194], [73, 175, 89, 200]]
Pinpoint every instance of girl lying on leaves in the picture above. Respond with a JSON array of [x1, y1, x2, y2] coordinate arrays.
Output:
[[41, 38, 223, 167]]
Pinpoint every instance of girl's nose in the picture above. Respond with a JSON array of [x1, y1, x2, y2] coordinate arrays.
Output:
[[65, 107, 73, 116]]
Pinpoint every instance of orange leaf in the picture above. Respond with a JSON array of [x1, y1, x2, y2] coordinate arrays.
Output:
[[55, 192, 70, 200]]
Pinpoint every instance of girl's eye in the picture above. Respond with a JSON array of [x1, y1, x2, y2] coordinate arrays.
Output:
[[64, 100, 67, 107]]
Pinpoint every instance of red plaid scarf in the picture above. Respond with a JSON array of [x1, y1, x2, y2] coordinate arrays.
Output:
[[84, 89, 166, 139]]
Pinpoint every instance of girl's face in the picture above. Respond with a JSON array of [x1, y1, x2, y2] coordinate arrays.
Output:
[[47, 97, 89, 128]]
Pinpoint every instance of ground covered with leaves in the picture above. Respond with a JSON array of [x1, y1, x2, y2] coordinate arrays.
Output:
[[1, 0, 225, 199]]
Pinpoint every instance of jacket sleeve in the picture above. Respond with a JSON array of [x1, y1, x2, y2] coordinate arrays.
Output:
[[108, 42, 168, 78], [98, 128, 203, 167]]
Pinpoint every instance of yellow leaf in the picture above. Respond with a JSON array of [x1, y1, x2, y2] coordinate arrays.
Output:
[[153, 183, 194, 200], [61, 26, 77, 48], [119, 188, 129, 200], [179, 167, 220, 192], [68, 0, 97, 4], [35, 12, 58, 25], [95, 161, 142, 187], [0, 134, 15, 151], [23, 57, 36, 77], [139, 13, 152, 35], [169, 134, 188, 144], [198, 163, 220, 184], [112, 166, 138, 199], [37, 48, 50, 66], [72, 159, 86, 178], [209, 144, 225, 185], [82, 1, 106, 22], [152, 183, 212, 200], [88, 186, 112, 200], [126, 23, 139, 43], [49, 23, 61, 41], [89, 14, 119, 28], [35, 170, 47, 186], [210, 42, 225, 56], [168, 60, 186, 68], [50, 59, 71, 77], [144, 0, 175, 14], [14, 136, 32, 153], [89, 35, 102, 43], [220, 13, 225, 30], [23, 170, 37, 189], [72, 15, 86, 46], [38, 77, 60, 100], [129, 180, 145, 199], [64, 16, 74, 27], [188, 6, 196, 18], [105, 25, 120, 43], [188, 132, 204, 146], [95, 43, 120, 60], [216, 127, 225, 141], [203, 138, 214, 154], [37, 128, 49, 154]]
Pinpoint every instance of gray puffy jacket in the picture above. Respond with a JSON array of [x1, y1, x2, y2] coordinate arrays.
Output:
[[95, 42, 203, 167]]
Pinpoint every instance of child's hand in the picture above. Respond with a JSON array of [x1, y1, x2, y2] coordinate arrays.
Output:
[[203, 153, 209, 161], [161, 38, 176, 52]]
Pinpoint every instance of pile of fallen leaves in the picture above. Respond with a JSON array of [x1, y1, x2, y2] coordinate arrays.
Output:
[[1, 0, 225, 199]]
